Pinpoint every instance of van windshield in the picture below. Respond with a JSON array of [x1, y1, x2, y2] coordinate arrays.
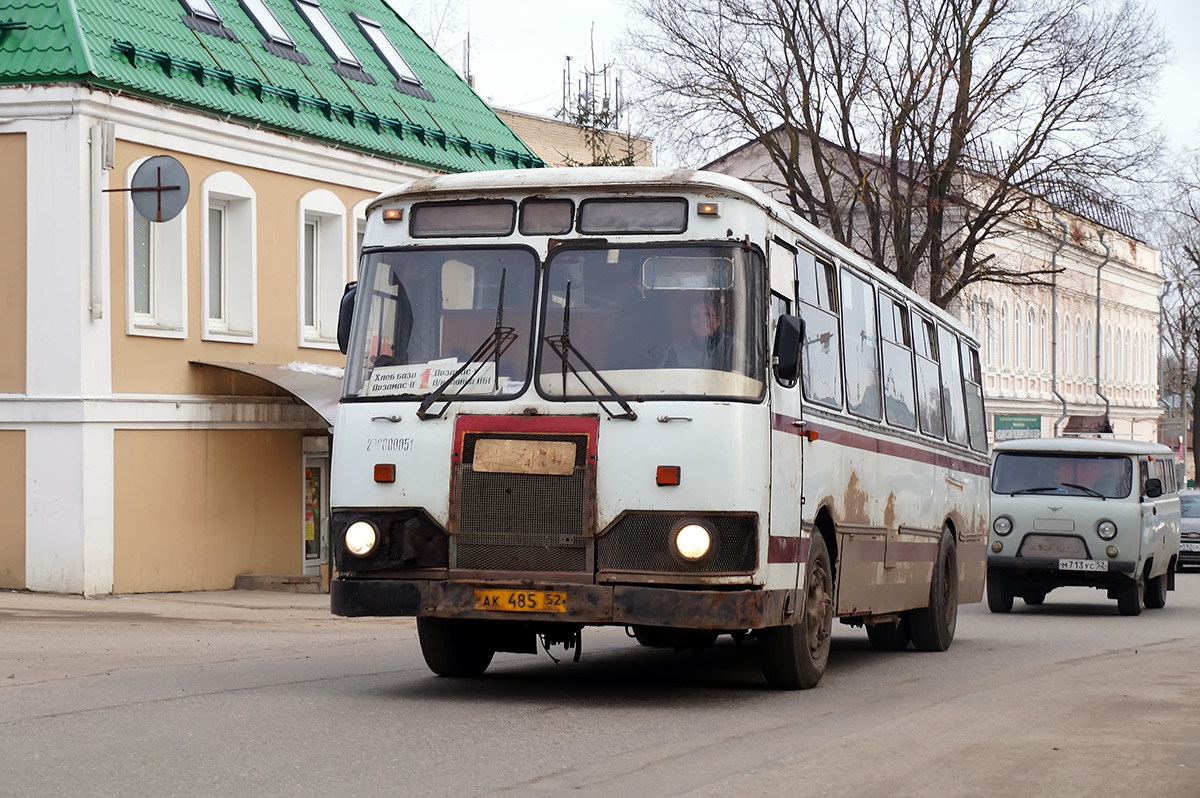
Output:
[[992, 453, 1133, 499]]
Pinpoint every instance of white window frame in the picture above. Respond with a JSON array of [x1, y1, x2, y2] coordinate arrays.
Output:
[[180, 0, 221, 22], [353, 14, 422, 85], [294, 0, 360, 66], [241, 0, 294, 45], [298, 189, 346, 349], [202, 172, 257, 342], [126, 158, 187, 339], [351, 197, 371, 281]]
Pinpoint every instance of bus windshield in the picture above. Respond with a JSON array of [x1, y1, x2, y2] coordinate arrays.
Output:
[[537, 244, 765, 400], [343, 247, 538, 400], [992, 453, 1133, 499]]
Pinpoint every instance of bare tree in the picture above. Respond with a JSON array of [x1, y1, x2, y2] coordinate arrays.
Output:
[[625, 0, 1168, 307], [1158, 157, 1200, 480]]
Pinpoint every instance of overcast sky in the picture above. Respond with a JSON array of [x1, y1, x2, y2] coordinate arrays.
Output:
[[397, 0, 1199, 153]]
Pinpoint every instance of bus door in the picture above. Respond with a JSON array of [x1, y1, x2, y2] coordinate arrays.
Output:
[[768, 240, 804, 590]]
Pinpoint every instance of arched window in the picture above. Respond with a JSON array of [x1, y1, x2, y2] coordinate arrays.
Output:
[[1027, 305, 1035, 371], [1132, 328, 1139, 384], [1074, 319, 1082, 378], [986, 301, 996, 367], [1104, 324, 1112, 381], [1124, 330, 1132, 381], [1001, 302, 1009, 368], [1115, 325, 1123, 382], [1085, 321, 1093, 379], [1014, 304, 1023, 369], [1041, 311, 1048, 371]]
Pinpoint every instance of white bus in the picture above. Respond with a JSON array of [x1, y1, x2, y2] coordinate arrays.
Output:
[[330, 168, 990, 689]]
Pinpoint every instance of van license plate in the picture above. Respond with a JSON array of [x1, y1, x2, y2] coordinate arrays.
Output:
[[1181, 542, 1200, 552], [1059, 559, 1107, 572], [474, 589, 567, 613]]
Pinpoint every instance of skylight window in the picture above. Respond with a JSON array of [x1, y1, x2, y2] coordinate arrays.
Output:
[[241, 0, 293, 45], [294, 0, 375, 83], [181, 0, 220, 23], [178, 0, 237, 40], [241, 0, 310, 63], [352, 14, 434, 100]]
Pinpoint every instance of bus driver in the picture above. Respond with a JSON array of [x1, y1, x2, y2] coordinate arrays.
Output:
[[661, 297, 733, 370]]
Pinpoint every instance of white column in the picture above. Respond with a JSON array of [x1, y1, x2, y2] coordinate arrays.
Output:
[[24, 103, 115, 594]]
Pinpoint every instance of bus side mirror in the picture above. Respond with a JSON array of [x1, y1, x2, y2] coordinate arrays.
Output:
[[773, 314, 803, 385], [337, 281, 357, 355], [1143, 478, 1163, 499]]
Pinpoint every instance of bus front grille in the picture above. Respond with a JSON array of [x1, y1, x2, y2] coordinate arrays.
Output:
[[450, 432, 594, 574]]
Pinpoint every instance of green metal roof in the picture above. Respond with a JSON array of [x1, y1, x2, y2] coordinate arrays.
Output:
[[0, 0, 544, 172]]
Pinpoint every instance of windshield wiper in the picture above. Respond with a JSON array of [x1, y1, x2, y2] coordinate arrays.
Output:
[[417, 269, 517, 420], [1008, 487, 1061, 495], [543, 281, 637, 421], [1059, 482, 1105, 498]]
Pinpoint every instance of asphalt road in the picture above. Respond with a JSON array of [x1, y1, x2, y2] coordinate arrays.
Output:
[[2, 575, 1199, 797]]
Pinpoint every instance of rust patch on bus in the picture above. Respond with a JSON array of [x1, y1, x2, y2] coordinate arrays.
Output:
[[842, 471, 870, 525], [884, 492, 897, 530]]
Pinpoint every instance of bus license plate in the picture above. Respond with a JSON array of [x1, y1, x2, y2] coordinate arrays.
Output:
[[1059, 559, 1107, 572], [474, 589, 567, 613]]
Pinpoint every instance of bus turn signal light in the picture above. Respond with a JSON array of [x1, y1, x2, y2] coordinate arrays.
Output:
[[382, 208, 403, 222], [374, 464, 395, 483], [657, 466, 681, 486]]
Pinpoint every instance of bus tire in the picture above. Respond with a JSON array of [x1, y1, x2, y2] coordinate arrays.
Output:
[[1144, 570, 1168, 610], [417, 617, 496, 677], [866, 618, 911, 651], [1116, 580, 1143, 616], [909, 529, 958, 652], [760, 533, 833, 689]]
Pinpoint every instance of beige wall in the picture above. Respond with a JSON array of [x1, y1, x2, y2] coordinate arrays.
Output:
[[495, 109, 653, 167], [109, 142, 375, 396], [0, 431, 25, 589], [0, 133, 26, 394], [114, 429, 303, 592]]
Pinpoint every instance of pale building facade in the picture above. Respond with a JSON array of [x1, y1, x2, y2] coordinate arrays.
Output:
[[495, 108, 653, 167], [705, 138, 1163, 445]]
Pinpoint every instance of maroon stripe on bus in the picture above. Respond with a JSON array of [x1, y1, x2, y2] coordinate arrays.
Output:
[[770, 413, 989, 477], [767, 535, 811, 563]]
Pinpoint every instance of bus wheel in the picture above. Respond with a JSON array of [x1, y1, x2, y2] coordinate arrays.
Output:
[[1144, 570, 1168, 610], [1116, 580, 1143, 616], [909, 529, 958, 652], [417, 617, 496, 677], [987, 574, 1014, 613], [866, 618, 911, 651], [760, 533, 833, 689]]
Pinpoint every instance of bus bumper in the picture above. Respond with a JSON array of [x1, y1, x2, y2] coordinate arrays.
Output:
[[331, 577, 790, 630]]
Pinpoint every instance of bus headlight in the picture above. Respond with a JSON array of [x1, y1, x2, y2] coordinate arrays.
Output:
[[992, 516, 1013, 536], [345, 520, 379, 557], [1097, 520, 1118, 541], [673, 522, 713, 561]]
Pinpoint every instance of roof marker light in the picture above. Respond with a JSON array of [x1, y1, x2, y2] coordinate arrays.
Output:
[[697, 201, 721, 217], [382, 208, 403, 222], [657, 466, 681, 486]]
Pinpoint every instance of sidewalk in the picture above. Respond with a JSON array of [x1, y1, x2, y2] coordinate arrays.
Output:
[[0, 587, 333, 623]]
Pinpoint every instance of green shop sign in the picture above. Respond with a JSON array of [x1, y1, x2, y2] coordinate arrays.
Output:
[[994, 414, 1042, 440]]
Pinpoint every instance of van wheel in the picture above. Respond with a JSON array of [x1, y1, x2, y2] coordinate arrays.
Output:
[[417, 617, 496, 677], [866, 618, 911, 651], [909, 529, 958, 652], [760, 533, 833, 689], [1022, 590, 1047, 606], [1144, 571, 1168, 610], [987, 574, 1014, 613], [1116, 581, 1143, 616]]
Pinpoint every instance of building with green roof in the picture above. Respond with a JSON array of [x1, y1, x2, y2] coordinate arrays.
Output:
[[0, 0, 542, 595]]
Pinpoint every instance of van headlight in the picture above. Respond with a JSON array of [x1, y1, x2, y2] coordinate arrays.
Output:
[[673, 522, 713, 562], [1097, 520, 1117, 541], [992, 516, 1013, 536], [345, 520, 379, 557]]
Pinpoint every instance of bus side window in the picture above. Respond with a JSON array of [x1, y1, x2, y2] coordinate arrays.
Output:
[[913, 313, 944, 439], [937, 325, 969, 446], [796, 249, 837, 312], [880, 294, 917, 430], [840, 269, 882, 420], [961, 341, 988, 452]]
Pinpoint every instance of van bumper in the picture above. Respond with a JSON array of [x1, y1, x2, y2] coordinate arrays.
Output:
[[988, 555, 1137, 586]]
